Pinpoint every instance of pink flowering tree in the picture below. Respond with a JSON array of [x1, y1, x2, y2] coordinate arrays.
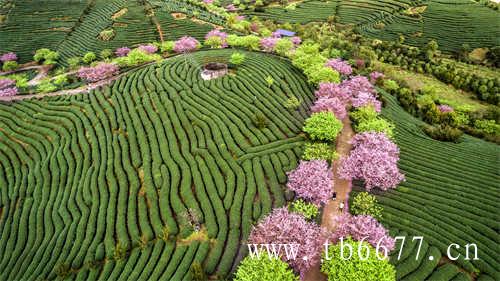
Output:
[[286, 160, 333, 206], [370, 71, 385, 84], [0, 52, 17, 62], [438, 104, 453, 113], [329, 213, 395, 253], [311, 96, 347, 120], [260, 37, 279, 52], [77, 63, 119, 83], [342, 75, 375, 94], [339, 132, 404, 190], [290, 36, 302, 46], [137, 44, 158, 54], [203, 0, 213, 4], [115, 47, 131, 57], [0, 78, 17, 97], [351, 91, 382, 112], [204, 29, 228, 48], [173, 36, 200, 53], [226, 4, 237, 11], [325, 58, 352, 76], [314, 82, 351, 104], [248, 207, 326, 278]]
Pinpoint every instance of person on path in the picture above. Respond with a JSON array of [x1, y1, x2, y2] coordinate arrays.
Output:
[[339, 201, 344, 212]]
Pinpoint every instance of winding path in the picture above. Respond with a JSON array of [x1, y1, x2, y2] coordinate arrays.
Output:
[[303, 116, 354, 281]]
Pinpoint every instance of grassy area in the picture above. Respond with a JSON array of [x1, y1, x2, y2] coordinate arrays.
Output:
[[441, 58, 500, 80], [373, 61, 489, 111]]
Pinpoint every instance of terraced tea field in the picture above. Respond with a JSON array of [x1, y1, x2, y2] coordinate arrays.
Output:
[[0, 50, 314, 280], [352, 91, 500, 281]]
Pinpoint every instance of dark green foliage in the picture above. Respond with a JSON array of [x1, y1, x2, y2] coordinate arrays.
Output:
[[423, 124, 463, 142]]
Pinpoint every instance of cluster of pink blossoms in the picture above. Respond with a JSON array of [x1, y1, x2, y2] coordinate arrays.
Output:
[[314, 82, 351, 104], [77, 63, 119, 83], [115, 47, 131, 57], [248, 207, 326, 278], [339, 132, 404, 190], [260, 37, 279, 52], [330, 214, 395, 252], [370, 71, 385, 84], [290, 36, 302, 46], [438, 104, 454, 113], [325, 58, 352, 76], [137, 44, 158, 54], [226, 4, 237, 11], [205, 29, 228, 48], [0, 52, 17, 62], [311, 96, 347, 119], [286, 160, 334, 206], [203, 0, 213, 4], [0, 78, 18, 97], [173, 36, 200, 53], [314, 77, 381, 111]]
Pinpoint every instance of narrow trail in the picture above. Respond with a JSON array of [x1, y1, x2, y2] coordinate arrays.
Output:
[[303, 117, 354, 281]]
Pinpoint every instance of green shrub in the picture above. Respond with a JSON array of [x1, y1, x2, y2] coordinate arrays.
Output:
[[113, 49, 161, 67], [100, 49, 113, 60], [230, 52, 246, 65], [34, 48, 59, 65], [350, 106, 379, 125], [2, 61, 18, 71], [190, 261, 206, 281], [54, 263, 71, 278], [304, 64, 340, 85], [284, 96, 301, 110], [265, 75, 274, 87], [383, 79, 399, 94], [351, 192, 383, 220], [423, 124, 463, 142], [37, 79, 57, 93], [52, 74, 68, 86], [234, 254, 299, 281], [355, 118, 395, 138], [290, 199, 319, 220], [160, 41, 175, 53], [474, 119, 500, 135], [321, 237, 396, 281], [67, 57, 81, 69], [5, 74, 29, 88], [253, 113, 269, 129], [274, 38, 294, 56], [303, 112, 343, 142], [302, 142, 337, 161], [82, 52, 97, 64]]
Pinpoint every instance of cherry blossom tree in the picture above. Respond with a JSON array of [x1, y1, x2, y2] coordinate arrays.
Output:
[[77, 63, 119, 83], [314, 82, 351, 104], [0, 78, 15, 89], [205, 29, 228, 48], [286, 160, 334, 206], [173, 36, 200, 53], [310, 96, 347, 120], [329, 213, 395, 252], [438, 104, 454, 113], [137, 44, 158, 54], [248, 207, 326, 278], [115, 47, 131, 57], [351, 91, 382, 112], [325, 58, 352, 76], [370, 71, 385, 84], [260, 37, 279, 52], [290, 36, 302, 46], [0, 52, 17, 62], [339, 132, 404, 190]]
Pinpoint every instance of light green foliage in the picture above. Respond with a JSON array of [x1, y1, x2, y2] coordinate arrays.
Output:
[[284, 96, 301, 110], [52, 74, 68, 86], [205, 36, 224, 49], [34, 48, 59, 65], [37, 79, 57, 93], [265, 75, 274, 87], [6, 74, 29, 88], [227, 35, 261, 50], [303, 112, 343, 142], [290, 199, 319, 220], [351, 192, 383, 220], [234, 254, 299, 281], [356, 118, 395, 138], [291, 43, 340, 85], [67, 57, 81, 69], [350, 106, 395, 138], [304, 64, 340, 85], [321, 238, 396, 281], [2, 61, 18, 71], [82, 52, 97, 64], [113, 49, 161, 67], [230, 52, 246, 65], [274, 38, 294, 56], [383, 79, 399, 93], [302, 142, 338, 161], [100, 49, 113, 60], [160, 41, 175, 53], [474, 120, 500, 135], [190, 261, 206, 281]]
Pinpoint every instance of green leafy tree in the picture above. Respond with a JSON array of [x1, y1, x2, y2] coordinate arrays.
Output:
[[274, 38, 294, 56], [100, 49, 113, 60], [284, 96, 301, 110], [234, 254, 299, 281], [230, 52, 246, 65], [355, 118, 395, 138], [265, 75, 274, 87], [303, 112, 343, 142], [67, 57, 81, 69], [302, 142, 338, 161], [82, 52, 97, 64], [2, 61, 18, 71], [190, 261, 206, 281], [351, 192, 383, 219], [34, 48, 59, 65], [304, 64, 340, 85], [290, 199, 319, 220], [321, 238, 396, 281]]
